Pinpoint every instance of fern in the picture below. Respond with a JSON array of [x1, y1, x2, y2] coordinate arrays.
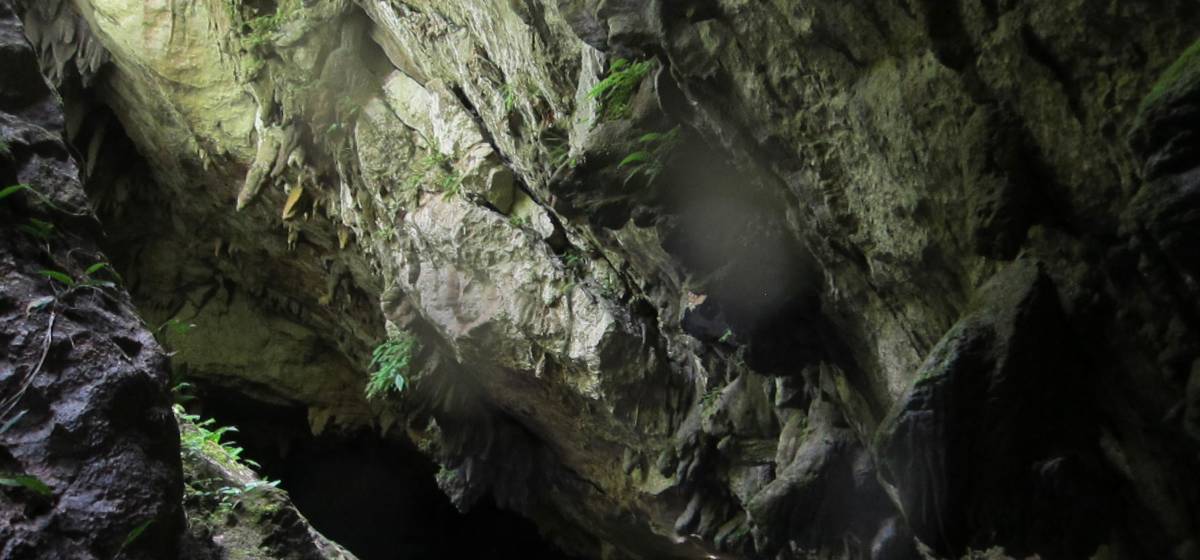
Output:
[[365, 332, 419, 400], [620, 126, 682, 186], [588, 58, 653, 121], [176, 405, 253, 468]]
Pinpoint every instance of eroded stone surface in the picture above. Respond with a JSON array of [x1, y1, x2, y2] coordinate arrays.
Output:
[[0, 2, 182, 556]]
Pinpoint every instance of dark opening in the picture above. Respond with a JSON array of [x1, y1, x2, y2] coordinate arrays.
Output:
[[193, 386, 574, 560]]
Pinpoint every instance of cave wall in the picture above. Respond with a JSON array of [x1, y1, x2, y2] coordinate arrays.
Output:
[[1, 4, 362, 558], [10, 0, 1200, 558], [0, 1, 183, 555]]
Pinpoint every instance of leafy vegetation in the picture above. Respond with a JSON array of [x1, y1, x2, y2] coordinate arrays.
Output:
[[18, 218, 55, 241], [0, 474, 52, 496], [187, 477, 280, 514], [238, 0, 302, 49], [365, 332, 420, 400], [116, 520, 154, 556], [400, 151, 463, 199], [501, 83, 518, 113], [619, 126, 682, 185], [1142, 38, 1200, 113], [0, 182, 88, 216], [561, 249, 584, 270], [176, 405, 256, 469], [589, 58, 653, 121], [541, 127, 578, 171], [0, 184, 31, 203], [699, 385, 722, 419], [37, 261, 121, 291], [438, 170, 463, 198]]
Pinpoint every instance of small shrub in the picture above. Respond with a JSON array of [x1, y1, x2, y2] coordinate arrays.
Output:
[[588, 58, 653, 121], [365, 332, 419, 400]]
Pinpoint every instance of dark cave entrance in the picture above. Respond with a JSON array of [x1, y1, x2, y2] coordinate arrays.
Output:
[[191, 386, 574, 560]]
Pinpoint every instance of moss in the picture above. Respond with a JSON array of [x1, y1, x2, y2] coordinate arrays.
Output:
[[1140, 38, 1200, 114]]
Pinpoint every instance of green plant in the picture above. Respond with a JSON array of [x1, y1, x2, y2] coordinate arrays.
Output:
[[18, 218, 55, 241], [561, 248, 584, 269], [0, 138, 9, 158], [0, 410, 27, 434], [158, 318, 197, 337], [699, 385, 722, 416], [0, 474, 52, 496], [501, 83, 518, 113], [547, 141, 578, 171], [1, 183, 88, 216], [37, 262, 120, 292], [404, 152, 450, 191], [719, 328, 734, 344], [438, 170, 463, 199], [1142, 38, 1200, 113], [185, 475, 280, 514], [588, 58, 653, 121], [240, 0, 301, 49], [508, 214, 529, 228], [365, 333, 419, 400], [176, 405, 257, 469], [116, 520, 154, 556], [619, 126, 682, 186], [0, 184, 31, 203]]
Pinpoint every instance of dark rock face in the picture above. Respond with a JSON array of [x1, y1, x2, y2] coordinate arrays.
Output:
[[876, 261, 1113, 558], [0, 2, 183, 557]]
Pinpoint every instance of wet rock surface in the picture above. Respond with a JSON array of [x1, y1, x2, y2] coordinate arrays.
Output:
[[0, 1, 182, 556]]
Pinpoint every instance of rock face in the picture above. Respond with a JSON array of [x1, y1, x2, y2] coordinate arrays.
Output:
[[1, 4, 358, 558], [0, 1, 183, 556], [10, 0, 1200, 559]]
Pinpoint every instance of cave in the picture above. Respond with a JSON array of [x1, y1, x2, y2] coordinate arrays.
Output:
[[189, 387, 574, 560], [3, 1, 1200, 559]]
